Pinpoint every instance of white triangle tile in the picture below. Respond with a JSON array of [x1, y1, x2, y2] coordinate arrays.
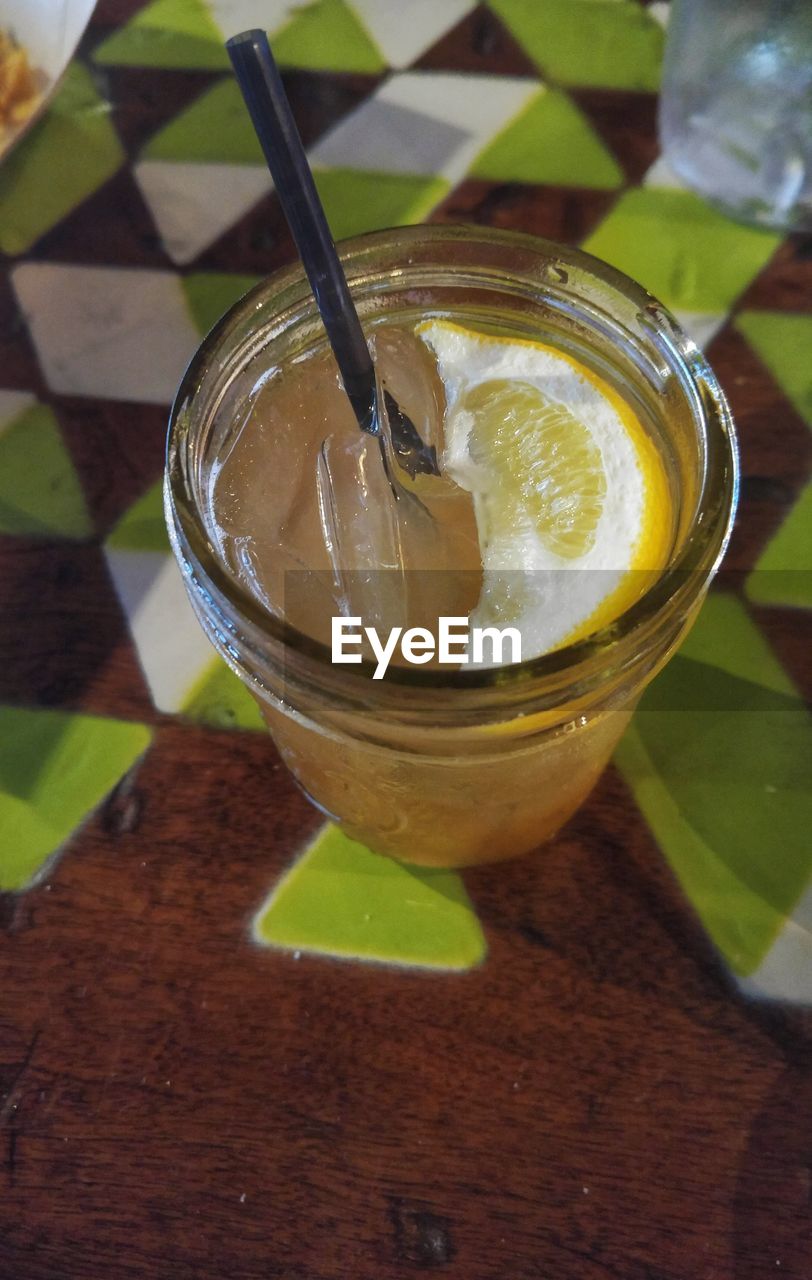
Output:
[[135, 159, 273, 265], [643, 156, 688, 190], [349, 0, 476, 69], [739, 884, 812, 1005], [672, 309, 727, 351], [208, 0, 294, 40], [647, 3, 671, 30], [12, 264, 201, 405], [309, 70, 538, 184], [0, 389, 35, 433], [105, 549, 215, 713]]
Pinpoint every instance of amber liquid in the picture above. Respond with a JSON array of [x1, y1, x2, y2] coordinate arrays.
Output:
[[209, 317, 674, 867], [209, 324, 483, 645]]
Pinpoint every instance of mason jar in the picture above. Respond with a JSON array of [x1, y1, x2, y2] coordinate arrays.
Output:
[[165, 226, 738, 868]]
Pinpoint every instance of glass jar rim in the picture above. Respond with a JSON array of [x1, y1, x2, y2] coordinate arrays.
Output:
[[166, 223, 738, 701]]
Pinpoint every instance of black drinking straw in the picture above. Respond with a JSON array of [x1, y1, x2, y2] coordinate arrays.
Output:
[[226, 29, 377, 432], [226, 29, 439, 479]]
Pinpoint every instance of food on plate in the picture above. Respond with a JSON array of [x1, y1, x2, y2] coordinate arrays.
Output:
[[0, 30, 41, 135]]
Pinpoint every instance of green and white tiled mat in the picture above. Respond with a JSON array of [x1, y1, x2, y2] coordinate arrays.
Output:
[[1, 0, 810, 997]]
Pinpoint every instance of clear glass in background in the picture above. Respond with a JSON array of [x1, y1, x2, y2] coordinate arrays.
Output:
[[659, 0, 812, 231], [165, 227, 738, 869]]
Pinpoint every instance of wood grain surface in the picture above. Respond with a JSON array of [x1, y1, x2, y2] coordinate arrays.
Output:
[[1, 740, 810, 1279], [1, 2, 811, 1277]]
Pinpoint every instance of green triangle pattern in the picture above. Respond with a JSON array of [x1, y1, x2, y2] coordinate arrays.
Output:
[[272, 0, 386, 74], [142, 78, 264, 164], [745, 483, 812, 611], [674, 593, 795, 696], [93, 0, 229, 70], [0, 403, 92, 540], [471, 88, 622, 190], [583, 188, 781, 314], [488, 0, 664, 91], [313, 168, 449, 241], [182, 273, 262, 337], [254, 824, 487, 970], [0, 706, 153, 891], [181, 658, 266, 731], [735, 311, 812, 431], [106, 481, 168, 554], [615, 594, 812, 976], [0, 64, 124, 256]]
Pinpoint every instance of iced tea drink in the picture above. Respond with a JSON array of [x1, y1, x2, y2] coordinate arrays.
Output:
[[165, 227, 737, 867]]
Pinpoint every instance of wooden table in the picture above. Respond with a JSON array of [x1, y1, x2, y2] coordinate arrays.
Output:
[[1, 3, 810, 1277]]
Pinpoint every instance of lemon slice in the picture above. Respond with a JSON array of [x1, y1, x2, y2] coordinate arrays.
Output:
[[417, 320, 673, 657]]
